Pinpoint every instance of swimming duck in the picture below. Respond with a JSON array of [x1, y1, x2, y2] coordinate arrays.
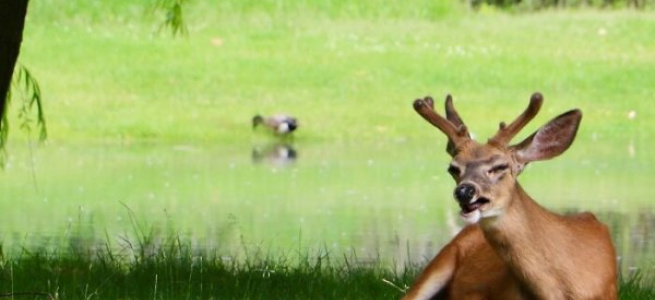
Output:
[[252, 114, 298, 135]]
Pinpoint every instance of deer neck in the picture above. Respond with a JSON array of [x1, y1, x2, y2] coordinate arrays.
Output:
[[479, 183, 566, 297], [482, 183, 554, 228], [481, 183, 562, 251]]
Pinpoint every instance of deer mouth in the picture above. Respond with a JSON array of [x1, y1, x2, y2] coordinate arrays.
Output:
[[459, 197, 490, 214]]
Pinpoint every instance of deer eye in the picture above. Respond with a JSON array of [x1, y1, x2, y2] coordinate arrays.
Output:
[[488, 164, 509, 175], [447, 165, 461, 176]]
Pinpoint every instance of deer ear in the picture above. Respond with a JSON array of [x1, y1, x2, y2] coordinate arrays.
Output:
[[511, 109, 582, 164]]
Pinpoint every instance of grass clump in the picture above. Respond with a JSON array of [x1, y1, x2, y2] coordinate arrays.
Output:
[[620, 271, 655, 299], [0, 234, 415, 299], [0, 232, 651, 299]]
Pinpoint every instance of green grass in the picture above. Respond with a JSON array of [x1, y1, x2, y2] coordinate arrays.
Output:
[[13, 1, 655, 145], [620, 271, 655, 300], [0, 232, 652, 300], [0, 219, 417, 299]]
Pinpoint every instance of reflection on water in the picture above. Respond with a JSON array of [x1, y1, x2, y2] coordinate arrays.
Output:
[[251, 142, 298, 167], [0, 140, 653, 279], [603, 210, 655, 275], [381, 209, 655, 279]]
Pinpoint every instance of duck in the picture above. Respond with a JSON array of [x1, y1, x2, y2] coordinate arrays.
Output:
[[252, 114, 298, 135]]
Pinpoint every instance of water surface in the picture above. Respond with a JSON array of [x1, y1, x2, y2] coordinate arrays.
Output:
[[1, 137, 652, 275]]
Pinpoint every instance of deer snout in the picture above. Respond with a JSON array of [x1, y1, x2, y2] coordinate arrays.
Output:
[[454, 183, 477, 203]]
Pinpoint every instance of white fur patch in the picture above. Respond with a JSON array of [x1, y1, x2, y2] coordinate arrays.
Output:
[[460, 209, 481, 223]]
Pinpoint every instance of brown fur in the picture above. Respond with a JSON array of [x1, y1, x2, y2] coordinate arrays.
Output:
[[403, 225, 525, 300], [481, 185, 617, 300], [403, 94, 617, 300]]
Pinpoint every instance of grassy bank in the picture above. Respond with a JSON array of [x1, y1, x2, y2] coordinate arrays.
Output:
[[0, 234, 652, 299]]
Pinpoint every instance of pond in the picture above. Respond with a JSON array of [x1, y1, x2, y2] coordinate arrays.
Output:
[[0, 136, 653, 276]]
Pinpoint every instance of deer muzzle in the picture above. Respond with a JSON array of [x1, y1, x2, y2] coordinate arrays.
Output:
[[454, 183, 490, 214], [454, 183, 476, 203]]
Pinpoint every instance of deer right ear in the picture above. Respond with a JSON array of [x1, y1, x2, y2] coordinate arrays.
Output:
[[511, 109, 582, 165]]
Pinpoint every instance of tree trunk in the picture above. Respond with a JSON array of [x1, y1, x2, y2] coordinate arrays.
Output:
[[0, 0, 30, 130]]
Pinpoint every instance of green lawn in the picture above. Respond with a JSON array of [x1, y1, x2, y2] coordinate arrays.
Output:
[[14, 0, 655, 145]]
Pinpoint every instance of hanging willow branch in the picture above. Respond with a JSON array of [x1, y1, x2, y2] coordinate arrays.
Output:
[[155, 0, 189, 37], [14, 64, 47, 141], [0, 64, 47, 167], [0, 99, 7, 165]]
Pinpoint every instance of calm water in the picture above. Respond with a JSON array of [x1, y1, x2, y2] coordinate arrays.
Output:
[[1, 137, 653, 275]]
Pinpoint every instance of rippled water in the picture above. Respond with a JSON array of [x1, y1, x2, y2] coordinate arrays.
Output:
[[1, 137, 653, 275]]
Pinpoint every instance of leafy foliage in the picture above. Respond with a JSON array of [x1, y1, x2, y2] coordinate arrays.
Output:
[[0, 64, 47, 167], [13, 65, 47, 141], [154, 0, 189, 37]]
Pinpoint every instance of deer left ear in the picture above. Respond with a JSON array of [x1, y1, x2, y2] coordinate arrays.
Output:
[[511, 109, 582, 165]]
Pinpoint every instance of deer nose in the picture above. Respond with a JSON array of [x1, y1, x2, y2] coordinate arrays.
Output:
[[454, 183, 477, 203]]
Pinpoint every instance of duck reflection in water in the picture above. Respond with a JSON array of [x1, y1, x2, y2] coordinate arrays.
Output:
[[251, 143, 298, 167]]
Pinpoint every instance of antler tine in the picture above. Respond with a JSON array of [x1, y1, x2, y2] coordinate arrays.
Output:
[[445, 94, 466, 129], [490, 92, 544, 146], [444, 94, 471, 155], [413, 96, 468, 145], [424, 96, 435, 110]]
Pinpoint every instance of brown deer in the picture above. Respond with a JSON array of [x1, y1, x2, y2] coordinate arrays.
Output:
[[402, 93, 617, 300]]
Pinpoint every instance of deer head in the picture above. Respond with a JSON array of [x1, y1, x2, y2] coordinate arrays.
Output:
[[414, 93, 582, 224]]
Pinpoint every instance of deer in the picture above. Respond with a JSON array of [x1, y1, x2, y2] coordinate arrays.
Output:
[[402, 93, 617, 300]]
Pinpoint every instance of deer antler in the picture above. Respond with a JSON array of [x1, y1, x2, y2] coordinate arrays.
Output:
[[445, 94, 466, 128], [414, 96, 470, 153], [489, 93, 543, 146]]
